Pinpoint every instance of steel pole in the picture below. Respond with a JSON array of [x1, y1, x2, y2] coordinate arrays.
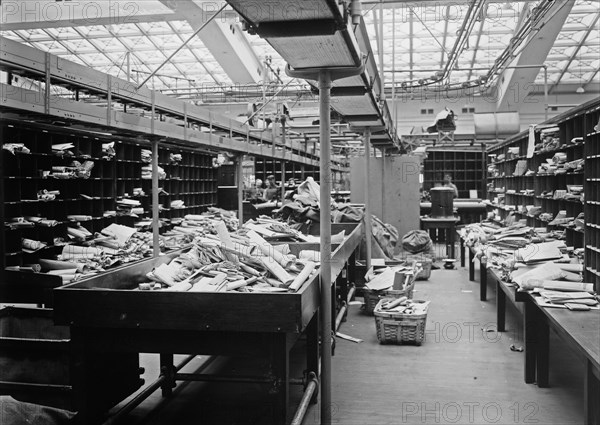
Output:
[[281, 119, 287, 201], [319, 69, 333, 425], [237, 156, 244, 225], [152, 140, 160, 257], [281, 161, 286, 201], [544, 65, 549, 121], [364, 129, 372, 270]]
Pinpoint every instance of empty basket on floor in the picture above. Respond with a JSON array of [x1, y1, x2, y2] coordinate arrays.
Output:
[[374, 299, 429, 345]]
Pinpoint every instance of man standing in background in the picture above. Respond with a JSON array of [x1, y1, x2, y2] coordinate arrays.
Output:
[[263, 175, 279, 201], [443, 173, 459, 198]]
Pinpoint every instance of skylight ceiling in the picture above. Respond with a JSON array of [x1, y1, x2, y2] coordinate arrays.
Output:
[[0, 0, 598, 100], [362, 0, 600, 93]]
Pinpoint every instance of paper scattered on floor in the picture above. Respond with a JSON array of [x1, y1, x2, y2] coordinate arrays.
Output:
[[336, 332, 363, 343]]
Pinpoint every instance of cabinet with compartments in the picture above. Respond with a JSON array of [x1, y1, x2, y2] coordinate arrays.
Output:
[[485, 98, 600, 292], [1, 119, 217, 272]]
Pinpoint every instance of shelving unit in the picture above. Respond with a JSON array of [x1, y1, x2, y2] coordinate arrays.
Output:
[[422, 148, 485, 198], [1, 119, 216, 270], [254, 158, 319, 183], [486, 98, 600, 277], [584, 103, 600, 291]]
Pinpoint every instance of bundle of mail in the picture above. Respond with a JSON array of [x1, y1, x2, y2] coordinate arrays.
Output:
[[275, 177, 398, 259], [511, 262, 598, 309], [46, 161, 95, 179], [6, 222, 175, 282], [463, 223, 598, 307], [3, 143, 30, 155], [138, 221, 320, 293], [102, 142, 115, 160], [141, 164, 166, 180], [52, 143, 75, 157]]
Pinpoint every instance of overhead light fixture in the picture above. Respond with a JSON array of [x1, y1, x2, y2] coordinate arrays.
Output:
[[576, 85, 585, 94]]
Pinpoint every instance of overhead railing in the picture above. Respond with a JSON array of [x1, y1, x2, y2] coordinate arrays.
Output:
[[0, 35, 348, 170], [227, 0, 401, 151]]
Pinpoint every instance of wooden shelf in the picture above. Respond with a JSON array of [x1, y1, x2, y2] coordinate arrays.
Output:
[[422, 149, 485, 198], [1, 120, 218, 273], [486, 99, 599, 288]]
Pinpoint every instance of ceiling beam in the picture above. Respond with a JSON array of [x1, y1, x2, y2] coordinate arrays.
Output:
[[409, 11, 414, 81], [439, 6, 450, 71], [550, 12, 600, 94], [165, 21, 223, 87], [133, 23, 195, 89], [1, 14, 186, 31], [37, 29, 95, 69], [72, 26, 172, 89], [160, 0, 262, 84], [372, 8, 382, 60], [495, 0, 574, 111]]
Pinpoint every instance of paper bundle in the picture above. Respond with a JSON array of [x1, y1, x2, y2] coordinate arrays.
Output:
[[21, 238, 47, 253]]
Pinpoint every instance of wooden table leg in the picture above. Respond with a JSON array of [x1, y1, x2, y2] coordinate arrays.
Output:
[[450, 227, 455, 259], [480, 261, 487, 302], [536, 309, 549, 388], [271, 333, 290, 425], [71, 328, 103, 425], [347, 252, 356, 299], [496, 280, 506, 332], [331, 277, 338, 333], [584, 360, 600, 425], [460, 236, 465, 268], [523, 299, 537, 384], [337, 267, 348, 322], [469, 248, 475, 282], [160, 353, 175, 397]]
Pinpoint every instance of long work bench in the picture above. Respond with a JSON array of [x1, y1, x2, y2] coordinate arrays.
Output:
[[487, 268, 600, 425], [523, 293, 600, 425], [52, 222, 364, 425], [458, 233, 488, 301]]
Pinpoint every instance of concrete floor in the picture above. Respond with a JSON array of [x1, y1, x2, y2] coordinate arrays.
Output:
[[111, 264, 585, 425]]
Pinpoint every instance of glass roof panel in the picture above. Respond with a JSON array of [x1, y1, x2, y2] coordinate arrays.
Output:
[[0, 0, 598, 97]]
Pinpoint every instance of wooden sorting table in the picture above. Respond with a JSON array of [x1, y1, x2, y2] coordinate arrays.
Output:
[[488, 269, 600, 425], [488, 268, 525, 332], [53, 222, 364, 424], [522, 293, 600, 425], [457, 233, 488, 301], [282, 222, 361, 328]]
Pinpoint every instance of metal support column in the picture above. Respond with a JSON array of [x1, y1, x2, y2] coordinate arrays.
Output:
[[237, 156, 244, 224], [152, 139, 160, 257], [286, 60, 364, 425], [364, 129, 373, 270], [318, 69, 333, 425], [543, 65, 549, 121], [281, 118, 287, 201]]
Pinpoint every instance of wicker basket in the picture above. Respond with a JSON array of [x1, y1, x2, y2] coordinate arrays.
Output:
[[413, 258, 432, 280], [362, 286, 413, 315], [374, 299, 429, 345]]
